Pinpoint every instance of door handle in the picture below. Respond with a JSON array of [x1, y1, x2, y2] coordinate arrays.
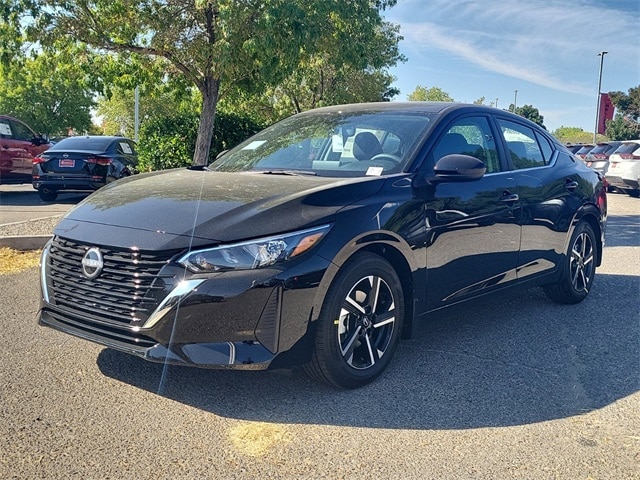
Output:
[[565, 179, 579, 191], [499, 192, 519, 203]]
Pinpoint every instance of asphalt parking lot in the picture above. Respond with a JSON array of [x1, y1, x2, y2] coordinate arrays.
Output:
[[0, 192, 638, 479]]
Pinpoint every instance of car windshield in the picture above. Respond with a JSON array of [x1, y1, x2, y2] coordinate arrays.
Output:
[[49, 137, 113, 152], [210, 110, 434, 177]]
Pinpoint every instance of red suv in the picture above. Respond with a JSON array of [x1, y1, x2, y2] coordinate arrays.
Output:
[[0, 115, 51, 184]]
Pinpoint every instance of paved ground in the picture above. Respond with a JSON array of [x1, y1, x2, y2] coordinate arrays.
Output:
[[0, 193, 638, 479], [0, 184, 86, 225]]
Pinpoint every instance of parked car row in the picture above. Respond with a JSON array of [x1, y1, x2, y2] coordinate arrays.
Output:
[[0, 114, 138, 201], [566, 140, 640, 197]]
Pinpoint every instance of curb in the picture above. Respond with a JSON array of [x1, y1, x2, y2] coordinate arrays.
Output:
[[0, 236, 52, 251]]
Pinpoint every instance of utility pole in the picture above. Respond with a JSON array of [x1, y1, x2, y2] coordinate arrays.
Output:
[[513, 90, 518, 112], [594, 51, 608, 143], [134, 86, 140, 143]]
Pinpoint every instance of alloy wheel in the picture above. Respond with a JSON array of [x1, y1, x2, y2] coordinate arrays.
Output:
[[337, 275, 396, 370], [570, 231, 595, 293]]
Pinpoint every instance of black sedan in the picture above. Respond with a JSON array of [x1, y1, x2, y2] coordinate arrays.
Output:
[[32, 135, 138, 201], [37, 103, 607, 389]]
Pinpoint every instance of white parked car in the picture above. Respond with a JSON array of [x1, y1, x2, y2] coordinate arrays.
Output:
[[605, 140, 640, 197]]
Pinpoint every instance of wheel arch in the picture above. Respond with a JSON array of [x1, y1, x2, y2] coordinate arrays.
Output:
[[312, 231, 420, 341], [573, 204, 604, 267]]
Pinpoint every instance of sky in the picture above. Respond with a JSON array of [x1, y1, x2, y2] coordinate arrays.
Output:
[[382, 0, 640, 133]]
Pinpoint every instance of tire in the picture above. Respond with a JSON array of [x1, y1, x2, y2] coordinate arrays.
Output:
[[305, 252, 405, 389], [38, 187, 58, 202], [543, 221, 597, 304]]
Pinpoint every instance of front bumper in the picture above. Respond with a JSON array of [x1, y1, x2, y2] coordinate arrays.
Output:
[[38, 238, 330, 370]]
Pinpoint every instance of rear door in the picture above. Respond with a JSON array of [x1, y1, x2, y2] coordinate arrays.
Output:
[[421, 114, 521, 307], [495, 117, 575, 280]]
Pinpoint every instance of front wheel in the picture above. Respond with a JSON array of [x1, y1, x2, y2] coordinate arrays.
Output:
[[544, 221, 597, 304], [305, 252, 404, 389], [38, 187, 58, 202]]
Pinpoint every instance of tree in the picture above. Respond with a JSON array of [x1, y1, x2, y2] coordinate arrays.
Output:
[[22, 0, 402, 165], [552, 127, 597, 144], [407, 85, 454, 102], [0, 50, 95, 135], [136, 110, 262, 171], [511, 104, 545, 128], [606, 86, 640, 140]]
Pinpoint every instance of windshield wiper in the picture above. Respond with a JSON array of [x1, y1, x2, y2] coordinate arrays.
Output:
[[256, 169, 317, 176]]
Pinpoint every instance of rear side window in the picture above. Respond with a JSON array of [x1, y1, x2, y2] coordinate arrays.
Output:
[[117, 141, 136, 155], [498, 119, 547, 169]]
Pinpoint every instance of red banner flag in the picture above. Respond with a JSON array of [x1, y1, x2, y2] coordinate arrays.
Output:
[[598, 93, 614, 135]]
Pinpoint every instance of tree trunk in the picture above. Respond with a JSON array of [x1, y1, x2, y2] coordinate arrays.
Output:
[[193, 77, 220, 166]]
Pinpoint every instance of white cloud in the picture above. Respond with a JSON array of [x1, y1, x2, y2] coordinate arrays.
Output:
[[387, 0, 638, 97]]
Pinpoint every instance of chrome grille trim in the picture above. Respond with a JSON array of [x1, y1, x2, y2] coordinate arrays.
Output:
[[46, 237, 178, 325]]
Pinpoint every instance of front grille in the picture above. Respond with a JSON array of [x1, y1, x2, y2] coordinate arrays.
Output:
[[47, 237, 178, 326]]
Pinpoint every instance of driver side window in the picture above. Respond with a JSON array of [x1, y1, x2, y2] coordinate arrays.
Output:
[[432, 117, 500, 173]]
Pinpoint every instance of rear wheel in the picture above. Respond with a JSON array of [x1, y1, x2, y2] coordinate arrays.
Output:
[[38, 187, 58, 202], [305, 252, 404, 389], [544, 221, 597, 304]]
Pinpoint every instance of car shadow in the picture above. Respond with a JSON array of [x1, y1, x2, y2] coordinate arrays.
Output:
[[97, 270, 639, 430]]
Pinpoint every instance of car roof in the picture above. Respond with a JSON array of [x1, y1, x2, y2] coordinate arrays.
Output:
[[47, 136, 134, 151]]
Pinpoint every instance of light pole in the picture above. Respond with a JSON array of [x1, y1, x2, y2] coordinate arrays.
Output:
[[594, 51, 608, 143], [513, 90, 518, 112]]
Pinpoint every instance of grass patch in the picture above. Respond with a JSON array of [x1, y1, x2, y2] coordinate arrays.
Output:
[[0, 247, 41, 275]]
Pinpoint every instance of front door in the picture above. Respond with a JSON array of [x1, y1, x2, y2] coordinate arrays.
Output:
[[421, 115, 521, 308]]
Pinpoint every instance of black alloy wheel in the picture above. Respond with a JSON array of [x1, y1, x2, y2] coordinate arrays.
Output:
[[544, 221, 597, 304], [305, 252, 404, 389]]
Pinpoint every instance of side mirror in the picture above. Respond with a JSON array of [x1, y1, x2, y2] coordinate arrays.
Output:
[[433, 154, 486, 182]]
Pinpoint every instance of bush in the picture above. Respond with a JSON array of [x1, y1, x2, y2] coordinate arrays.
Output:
[[137, 112, 263, 171]]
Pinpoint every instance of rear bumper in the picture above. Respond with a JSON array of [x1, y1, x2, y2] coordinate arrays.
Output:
[[605, 175, 639, 190], [32, 177, 104, 191]]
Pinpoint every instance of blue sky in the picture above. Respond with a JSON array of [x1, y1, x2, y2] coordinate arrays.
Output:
[[383, 0, 639, 132]]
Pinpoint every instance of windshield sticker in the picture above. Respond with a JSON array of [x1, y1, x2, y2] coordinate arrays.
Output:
[[331, 135, 344, 152], [366, 166, 384, 176], [242, 140, 266, 150], [0, 123, 12, 136], [119, 142, 133, 154]]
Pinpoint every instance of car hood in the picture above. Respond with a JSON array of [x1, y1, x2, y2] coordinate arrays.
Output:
[[55, 168, 386, 250]]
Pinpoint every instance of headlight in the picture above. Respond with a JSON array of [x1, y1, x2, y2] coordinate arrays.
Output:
[[178, 224, 332, 272]]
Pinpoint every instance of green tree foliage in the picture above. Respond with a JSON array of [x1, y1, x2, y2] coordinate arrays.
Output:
[[407, 85, 454, 102], [22, 0, 403, 165], [606, 86, 640, 140], [222, 66, 400, 126], [137, 111, 262, 172], [512, 104, 545, 128], [552, 127, 596, 144], [0, 50, 94, 135]]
